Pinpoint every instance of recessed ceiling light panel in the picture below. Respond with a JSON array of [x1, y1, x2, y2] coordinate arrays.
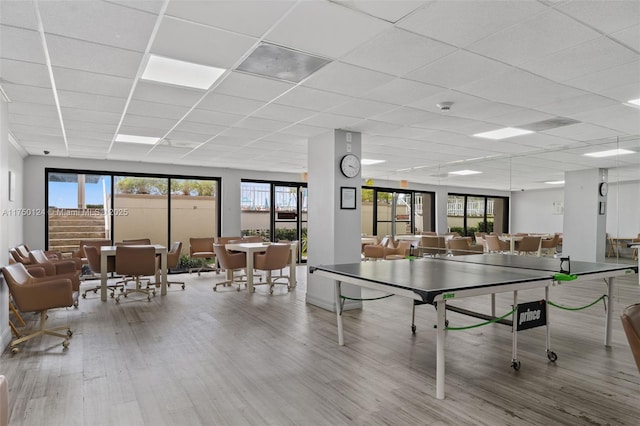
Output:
[[362, 159, 385, 165], [449, 169, 482, 176], [473, 127, 534, 140], [627, 98, 640, 106], [115, 134, 160, 145], [584, 148, 635, 158], [544, 180, 565, 185], [236, 43, 331, 83], [142, 55, 226, 90]]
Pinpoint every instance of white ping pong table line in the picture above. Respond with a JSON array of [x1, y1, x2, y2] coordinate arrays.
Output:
[[315, 264, 632, 400]]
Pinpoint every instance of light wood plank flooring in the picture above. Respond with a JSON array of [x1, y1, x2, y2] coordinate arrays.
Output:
[[2, 263, 639, 425]]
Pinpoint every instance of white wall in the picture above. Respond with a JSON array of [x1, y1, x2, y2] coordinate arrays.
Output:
[[511, 187, 565, 234], [1, 99, 27, 349]]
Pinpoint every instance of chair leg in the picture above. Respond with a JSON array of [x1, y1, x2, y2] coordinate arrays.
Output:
[[10, 310, 72, 354]]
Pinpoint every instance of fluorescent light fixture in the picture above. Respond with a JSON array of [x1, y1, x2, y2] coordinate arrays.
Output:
[[141, 55, 225, 90], [584, 148, 635, 158], [473, 127, 534, 140], [544, 180, 565, 185], [115, 134, 160, 145], [449, 169, 482, 176], [627, 98, 640, 106], [362, 159, 386, 165]]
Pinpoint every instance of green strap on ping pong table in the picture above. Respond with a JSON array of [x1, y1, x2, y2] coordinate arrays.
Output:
[[554, 273, 578, 281]]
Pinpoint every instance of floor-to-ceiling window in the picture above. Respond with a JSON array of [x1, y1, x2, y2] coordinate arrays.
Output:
[[362, 186, 433, 237], [46, 169, 220, 257], [447, 193, 509, 236], [241, 180, 307, 262]]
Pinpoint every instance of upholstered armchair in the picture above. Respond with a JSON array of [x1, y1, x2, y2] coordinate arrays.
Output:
[[420, 236, 447, 257], [29, 249, 82, 272], [447, 237, 484, 256], [212, 244, 247, 291], [384, 240, 414, 260], [114, 245, 159, 303], [166, 241, 185, 290], [253, 243, 292, 294], [23, 251, 81, 308], [1, 263, 75, 354], [363, 235, 393, 260], [189, 237, 217, 275], [621, 303, 640, 374]]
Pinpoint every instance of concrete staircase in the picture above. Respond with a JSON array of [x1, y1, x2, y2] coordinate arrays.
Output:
[[48, 208, 107, 254]]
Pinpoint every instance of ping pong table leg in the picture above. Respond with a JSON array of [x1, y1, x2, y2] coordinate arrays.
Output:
[[335, 281, 344, 346], [491, 293, 496, 317], [605, 277, 614, 347], [436, 301, 446, 399], [511, 291, 520, 371]]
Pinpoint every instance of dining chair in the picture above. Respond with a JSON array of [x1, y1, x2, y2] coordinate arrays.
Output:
[[188, 237, 217, 275], [447, 237, 484, 256], [166, 241, 185, 290], [621, 303, 640, 374], [114, 245, 159, 303], [384, 240, 413, 260], [1, 263, 75, 353], [420, 236, 446, 257], [83, 245, 124, 299], [485, 235, 510, 254], [540, 234, 560, 256], [514, 236, 542, 256], [253, 243, 292, 294], [212, 244, 247, 291]]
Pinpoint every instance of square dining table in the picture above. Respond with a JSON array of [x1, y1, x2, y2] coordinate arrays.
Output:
[[225, 242, 297, 292]]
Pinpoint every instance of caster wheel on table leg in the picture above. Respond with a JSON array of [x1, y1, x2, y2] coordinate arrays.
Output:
[[511, 360, 521, 371], [547, 351, 558, 362]]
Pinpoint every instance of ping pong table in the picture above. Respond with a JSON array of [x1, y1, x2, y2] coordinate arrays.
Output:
[[310, 254, 637, 399]]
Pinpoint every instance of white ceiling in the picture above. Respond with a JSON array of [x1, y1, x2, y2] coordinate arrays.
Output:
[[1, 0, 639, 190]]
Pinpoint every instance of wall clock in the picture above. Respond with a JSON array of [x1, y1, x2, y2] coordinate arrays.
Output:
[[599, 182, 608, 196], [340, 154, 360, 178]]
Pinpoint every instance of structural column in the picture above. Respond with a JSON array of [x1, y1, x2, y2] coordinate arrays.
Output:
[[306, 129, 362, 311], [563, 168, 607, 262]]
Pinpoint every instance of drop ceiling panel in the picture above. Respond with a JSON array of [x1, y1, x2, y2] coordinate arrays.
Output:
[[397, 0, 546, 48], [280, 123, 328, 138], [8, 113, 60, 128], [165, 0, 294, 38], [266, 1, 391, 59], [198, 93, 263, 115], [274, 86, 352, 111], [406, 50, 512, 89], [302, 62, 395, 98], [9, 102, 59, 118], [327, 98, 397, 118], [38, 1, 157, 51], [0, 59, 51, 87], [120, 114, 177, 131], [1, 83, 55, 105], [364, 78, 442, 106], [0, 0, 38, 29], [57, 91, 126, 113], [251, 103, 317, 123], [151, 16, 257, 69], [61, 108, 122, 126], [9, 123, 61, 137], [234, 116, 289, 132], [460, 69, 585, 109], [0, 25, 46, 64], [63, 119, 119, 133], [46, 34, 143, 78], [214, 72, 295, 102], [541, 123, 623, 142], [467, 9, 600, 65], [132, 81, 204, 107], [108, 143, 154, 156], [52, 67, 133, 98], [219, 126, 266, 140], [565, 60, 640, 93], [185, 109, 242, 126], [371, 107, 432, 126], [555, 1, 640, 34], [163, 131, 211, 145], [610, 24, 640, 51], [522, 37, 638, 82], [571, 104, 640, 134], [126, 100, 191, 120], [170, 120, 225, 137], [341, 28, 455, 76], [147, 145, 193, 157], [300, 112, 361, 129]]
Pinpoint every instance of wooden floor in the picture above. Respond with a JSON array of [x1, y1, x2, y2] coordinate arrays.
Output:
[[2, 262, 639, 426]]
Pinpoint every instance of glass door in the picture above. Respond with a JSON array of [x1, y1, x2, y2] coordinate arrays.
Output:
[[274, 184, 307, 263], [46, 172, 111, 254]]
